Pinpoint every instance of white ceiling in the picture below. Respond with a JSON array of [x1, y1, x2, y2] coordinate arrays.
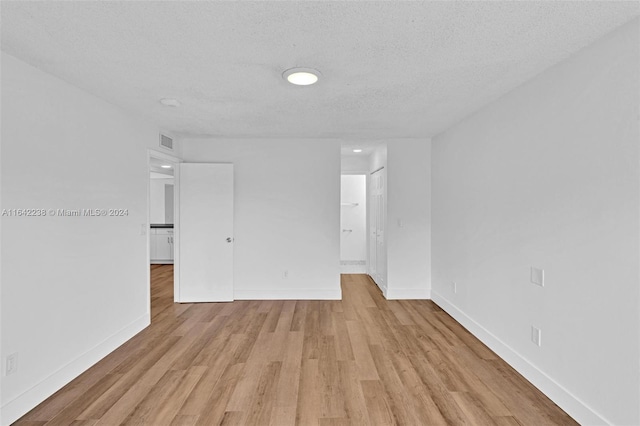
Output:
[[1, 1, 638, 140]]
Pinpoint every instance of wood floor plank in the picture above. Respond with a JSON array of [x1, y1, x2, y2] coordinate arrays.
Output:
[[360, 380, 395, 426], [274, 300, 296, 333], [274, 331, 304, 408], [494, 415, 525, 426], [192, 362, 244, 426], [68, 420, 98, 426], [242, 361, 281, 425], [44, 373, 124, 426], [318, 335, 347, 419], [224, 359, 266, 413], [451, 390, 497, 425], [176, 334, 244, 418], [169, 414, 199, 426], [76, 336, 183, 421], [268, 405, 296, 426], [13, 267, 577, 426], [318, 418, 351, 426], [94, 322, 210, 425], [120, 369, 187, 425], [336, 360, 371, 425], [332, 311, 355, 361], [146, 365, 207, 425], [368, 343, 416, 425], [219, 411, 244, 425], [296, 358, 321, 426], [345, 320, 380, 381]]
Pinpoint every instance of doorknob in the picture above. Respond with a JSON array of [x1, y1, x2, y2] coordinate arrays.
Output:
[[226, 237, 232, 243]]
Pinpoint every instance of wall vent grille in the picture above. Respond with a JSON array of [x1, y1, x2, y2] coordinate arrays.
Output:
[[159, 134, 173, 150]]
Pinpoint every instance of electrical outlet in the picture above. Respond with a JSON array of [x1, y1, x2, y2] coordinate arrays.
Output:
[[530, 267, 544, 287], [283, 270, 288, 279], [5, 353, 18, 376], [531, 326, 542, 347], [452, 281, 457, 294]]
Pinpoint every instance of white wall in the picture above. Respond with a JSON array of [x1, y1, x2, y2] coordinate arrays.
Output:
[[369, 144, 387, 174], [366, 141, 431, 299], [1, 53, 157, 425], [180, 138, 341, 300], [340, 175, 367, 273], [431, 19, 639, 426], [386, 139, 431, 299], [150, 177, 173, 224], [341, 154, 369, 174]]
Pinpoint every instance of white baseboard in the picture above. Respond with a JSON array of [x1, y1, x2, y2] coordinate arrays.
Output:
[[1, 314, 150, 426], [385, 287, 431, 300], [378, 282, 388, 297], [431, 291, 609, 426], [234, 287, 342, 300], [340, 260, 366, 274], [340, 266, 367, 274]]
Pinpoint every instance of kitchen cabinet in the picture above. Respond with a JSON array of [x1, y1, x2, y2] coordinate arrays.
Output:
[[150, 227, 174, 263]]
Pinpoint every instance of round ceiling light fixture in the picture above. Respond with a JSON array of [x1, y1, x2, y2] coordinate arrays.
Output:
[[353, 149, 363, 153], [283, 67, 321, 86], [159, 98, 181, 107]]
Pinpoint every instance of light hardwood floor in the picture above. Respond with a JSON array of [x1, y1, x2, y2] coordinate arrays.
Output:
[[15, 265, 576, 425]]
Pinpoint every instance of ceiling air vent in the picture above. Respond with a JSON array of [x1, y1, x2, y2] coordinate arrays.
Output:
[[159, 134, 173, 150]]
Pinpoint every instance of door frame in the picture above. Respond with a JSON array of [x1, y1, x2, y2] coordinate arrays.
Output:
[[148, 149, 182, 309]]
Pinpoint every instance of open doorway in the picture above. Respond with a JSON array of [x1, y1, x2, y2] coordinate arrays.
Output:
[[148, 150, 180, 320], [341, 142, 387, 294], [340, 174, 367, 273], [149, 157, 174, 264]]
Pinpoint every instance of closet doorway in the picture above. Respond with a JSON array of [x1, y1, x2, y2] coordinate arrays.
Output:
[[340, 174, 367, 273]]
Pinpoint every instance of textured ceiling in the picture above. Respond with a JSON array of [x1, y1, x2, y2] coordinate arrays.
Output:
[[1, 1, 638, 139]]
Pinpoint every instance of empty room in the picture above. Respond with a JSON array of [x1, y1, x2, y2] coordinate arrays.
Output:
[[1, 1, 639, 425]]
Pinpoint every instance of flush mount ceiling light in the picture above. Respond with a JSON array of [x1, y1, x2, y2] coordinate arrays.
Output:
[[160, 165, 172, 169], [159, 98, 181, 107], [353, 149, 363, 153], [282, 67, 321, 86]]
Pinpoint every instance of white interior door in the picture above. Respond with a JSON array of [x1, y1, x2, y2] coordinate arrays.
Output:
[[376, 172, 386, 287], [179, 163, 234, 302], [369, 187, 378, 278]]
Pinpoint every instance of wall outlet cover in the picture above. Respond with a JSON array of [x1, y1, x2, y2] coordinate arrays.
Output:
[[5, 353, 18, 376], [531, 326, 542, 347], [530, 267, 544, 287]]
